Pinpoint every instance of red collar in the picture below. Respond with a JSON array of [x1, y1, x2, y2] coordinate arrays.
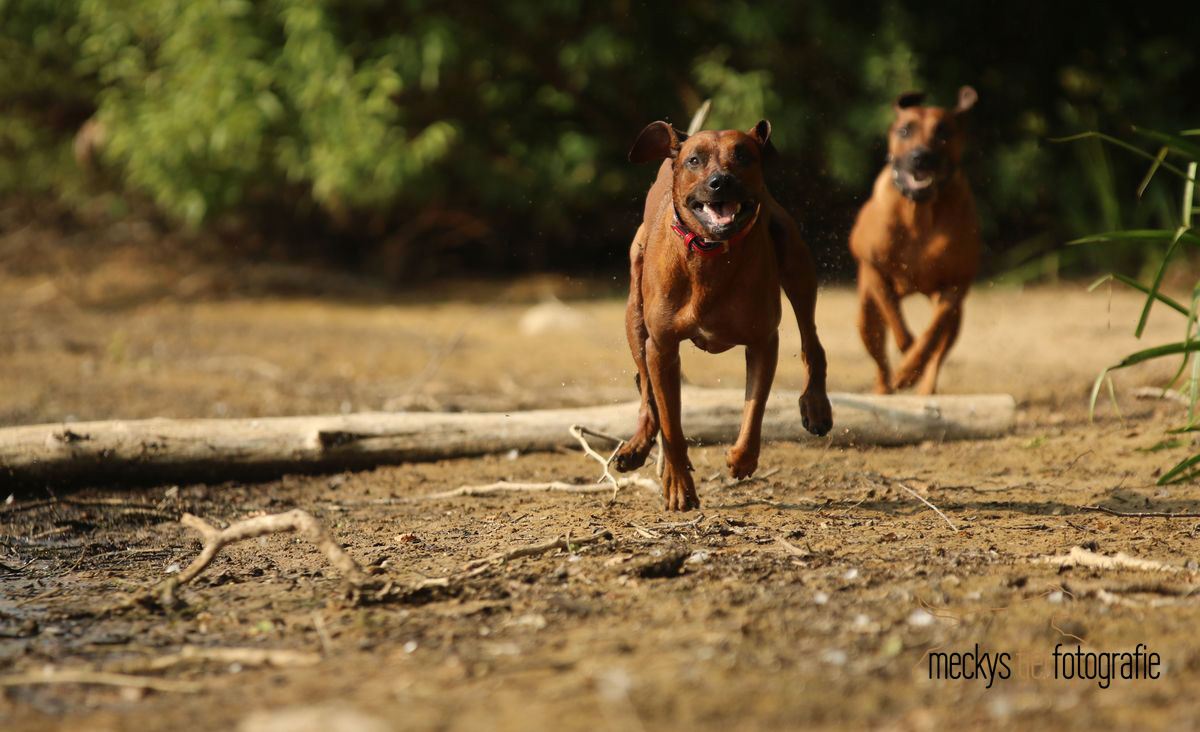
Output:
[[670, 204, 761, 256]]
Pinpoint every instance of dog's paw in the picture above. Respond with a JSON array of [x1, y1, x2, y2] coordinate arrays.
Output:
[[661, 462, 700, 512], [799, 390, 833, 437], [891, 367, 921, 391], [614, 432, 652, 472], [726, 444, 759, 480], [613, 442, 650, 472]]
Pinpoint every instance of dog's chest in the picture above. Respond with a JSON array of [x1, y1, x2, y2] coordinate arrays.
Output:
[[885, 224, 972, 295], [680, 286, 781, 353], [690, 326, 731, 354]]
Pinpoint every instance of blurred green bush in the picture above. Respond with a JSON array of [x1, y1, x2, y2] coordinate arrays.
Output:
[[0, 0, 1196, 279]]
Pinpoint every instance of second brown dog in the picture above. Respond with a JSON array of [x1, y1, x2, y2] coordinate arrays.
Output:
[[613, 120, 832, 511], [849, 86, 981, 395]]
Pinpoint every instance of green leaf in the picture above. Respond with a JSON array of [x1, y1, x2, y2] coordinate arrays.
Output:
[[1137, 147, 1169, 198], [1106, 341, 1200, 371], [1087, 369, 1109, 422], [1049, 132, 1191, 179], [1135, 226, 1190, 338], [1087, 273, 1189, 316], [1183, 162, 1197, 228], [1159, 453, 1200, 485], [1068, 229, 1200, 248], [1133, 126, 1200, 161]]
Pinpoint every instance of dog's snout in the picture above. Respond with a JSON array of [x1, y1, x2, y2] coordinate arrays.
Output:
[[706, 172, 734, 191], [910, 148, 939, 170]]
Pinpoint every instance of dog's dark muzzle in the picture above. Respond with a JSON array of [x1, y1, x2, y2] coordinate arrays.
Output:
[[892, 148, 948, 201]]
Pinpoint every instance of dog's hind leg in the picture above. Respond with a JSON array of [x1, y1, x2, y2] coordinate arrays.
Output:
[[614, 227, 660, 472]]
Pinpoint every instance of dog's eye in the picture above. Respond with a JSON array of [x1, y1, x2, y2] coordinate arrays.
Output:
[[733, 146, 750, 164], [685, 156, 701, 168], [934, 124, 950, 140], [896, 125, 912, 139]]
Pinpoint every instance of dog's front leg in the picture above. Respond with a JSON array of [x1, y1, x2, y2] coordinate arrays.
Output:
[[859, 263, 913, 353], [893, 288, 965, 393], [776, 232, 833, 436], [727, 333, 778, 479], [646, 335, 700, 511]]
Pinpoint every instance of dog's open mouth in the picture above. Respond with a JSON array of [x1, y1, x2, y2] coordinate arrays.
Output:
[[892, 166, 940, 200], [895, 168, 934, 193], [690, 200, 746, 233]]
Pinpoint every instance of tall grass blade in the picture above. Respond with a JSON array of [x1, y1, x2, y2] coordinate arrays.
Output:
[[1087, 273, 1189, 316], [1137, 147, 1169, 198], [1049, 132, 1190, 178], [1068, 229, 1200, 247], [1159, 453, 1200, 485], [1183, 162, 1197, 228], [1104, 338, 1200, 367], [1135, 226, 1189, 338], [1133, 127, 1200, 161]]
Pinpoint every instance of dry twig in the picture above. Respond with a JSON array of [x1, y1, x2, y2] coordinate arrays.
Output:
[[413, 528, 614, 590], [569, 423, 647, 502], [1082, 505, 1200, 519], [426, 480, 654, 499], [629, 522, 661, 539], [104, 646, 322, 675], [862, 474, 957, 532], [0, 669, 202, 693], [711, 498, 818, 510], [155, 509, 369, 606], [428, 481, 608, 498], [1036, 546, 1184, 573], [776, 535, 807, 557], [463, 528, 612, 571], [432, 424, 657, 502], [895, 482, 959, 533], [0, 496, 175, 520], [1132, 386, 1191, 405]]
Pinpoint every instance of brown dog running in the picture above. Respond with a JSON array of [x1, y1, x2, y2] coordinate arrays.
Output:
[[612, 120, 833, 511], [849, 86, 981, 395]]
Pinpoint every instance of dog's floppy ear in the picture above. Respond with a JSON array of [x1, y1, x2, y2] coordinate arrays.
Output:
[[628, 121, 686, 163], [748, 119, 778, 163], [894, 91, 926, 112], [955, 85, 978, 114]]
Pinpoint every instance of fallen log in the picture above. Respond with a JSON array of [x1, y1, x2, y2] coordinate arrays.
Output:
[[0, 389, 1015, 488]]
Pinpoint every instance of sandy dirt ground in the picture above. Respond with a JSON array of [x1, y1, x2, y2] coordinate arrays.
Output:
[[3, 265, 1200, 731]]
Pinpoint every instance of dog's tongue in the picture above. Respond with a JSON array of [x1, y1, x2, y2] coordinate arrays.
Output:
[[900, 170, 933, 190], [703, 202, 740, 228]]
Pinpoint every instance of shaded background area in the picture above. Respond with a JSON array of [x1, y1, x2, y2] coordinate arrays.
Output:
[[1, 0, 1196, 284]]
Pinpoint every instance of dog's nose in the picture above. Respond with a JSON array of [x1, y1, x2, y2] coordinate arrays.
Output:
[[706, 172, 733, 191], [911, 148, 939, 169]]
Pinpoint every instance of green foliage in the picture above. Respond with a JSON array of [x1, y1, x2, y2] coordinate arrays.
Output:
[[75, 0, 456, 225], [1077, 130, 1200, 483], [0, 1, 1197, 274]]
